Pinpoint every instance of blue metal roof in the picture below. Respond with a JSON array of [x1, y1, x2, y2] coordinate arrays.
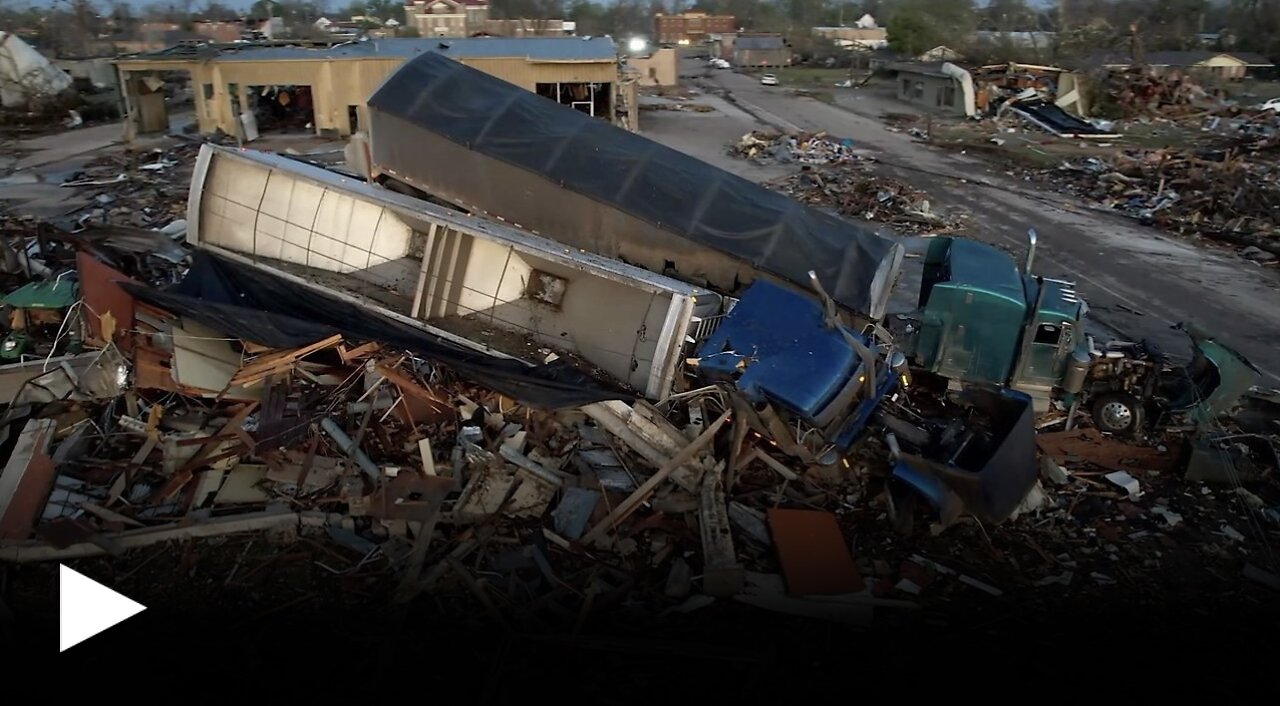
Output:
[[210, 36, 619, 63]]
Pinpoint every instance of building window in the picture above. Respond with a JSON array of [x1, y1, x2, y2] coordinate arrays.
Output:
[[913, 81, 924, 99], [901, 78, 910, 95], [525, 270, 567, 308], [939, 85, 956, 107]]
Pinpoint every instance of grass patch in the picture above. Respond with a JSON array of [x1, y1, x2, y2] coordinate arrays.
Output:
[[754, 66, 864, 87]]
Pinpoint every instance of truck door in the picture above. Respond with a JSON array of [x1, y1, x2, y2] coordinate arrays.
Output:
[[1015, 320, 1071, 388]]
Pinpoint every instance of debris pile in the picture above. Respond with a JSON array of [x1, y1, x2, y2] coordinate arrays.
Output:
[[771, 165, 962, 233], [1099, 66, 1221, 119], [59, 141, 202, 229], [732, 129, 859, 165], [639, 102, 716, 113], [1032, 147, 1280, 252]]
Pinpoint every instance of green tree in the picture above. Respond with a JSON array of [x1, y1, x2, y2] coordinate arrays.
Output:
[[885, 0, 974, 56], [249, 0, 284, 17], [200, 1, 240, 20]]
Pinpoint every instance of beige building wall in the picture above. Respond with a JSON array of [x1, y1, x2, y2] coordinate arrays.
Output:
[[117, 55, 625, 139], [629, 48, 677, 87]]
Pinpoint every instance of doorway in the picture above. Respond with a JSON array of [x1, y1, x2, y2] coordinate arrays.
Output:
[[247, 85, 316, 134]]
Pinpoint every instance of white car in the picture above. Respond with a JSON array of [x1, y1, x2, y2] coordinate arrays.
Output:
[[1259, 97, 1280, 112], [712, 58, 730, 69], [760, 73, 779, 86]]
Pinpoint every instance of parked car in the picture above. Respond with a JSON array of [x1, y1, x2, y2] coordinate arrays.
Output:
[[760, 73, 779, 86], [712, 59, 730, 69], [1258, 97, 1280, 112]]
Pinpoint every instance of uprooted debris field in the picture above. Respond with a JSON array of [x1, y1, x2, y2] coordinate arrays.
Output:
[[730, 130, 966, 233]]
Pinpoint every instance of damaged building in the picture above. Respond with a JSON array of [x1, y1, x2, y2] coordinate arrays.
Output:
[[112, 36, 637, 140]]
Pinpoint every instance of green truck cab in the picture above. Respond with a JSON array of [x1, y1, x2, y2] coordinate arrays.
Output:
[[899, 232, 1092, 407]]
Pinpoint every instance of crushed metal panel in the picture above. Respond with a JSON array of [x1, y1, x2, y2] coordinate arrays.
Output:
[[896, 385, 1040, 524], [0, 418, 58, 540], [170, 319, 263, 401], [77, 251, 139, 351], [766, 508, 865, 596]]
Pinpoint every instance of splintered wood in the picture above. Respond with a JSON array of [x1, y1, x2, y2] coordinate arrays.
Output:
[[229, 334, 343, 387]]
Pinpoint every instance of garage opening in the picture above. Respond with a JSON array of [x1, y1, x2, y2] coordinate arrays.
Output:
[[248, 85, 315, 134], [534, 82, 612, 120]]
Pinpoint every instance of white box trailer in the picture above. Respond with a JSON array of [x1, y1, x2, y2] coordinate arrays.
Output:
[[186, 144, 721, 400]]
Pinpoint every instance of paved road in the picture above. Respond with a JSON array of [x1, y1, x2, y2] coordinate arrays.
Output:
[[643, 63, 1280, 384]]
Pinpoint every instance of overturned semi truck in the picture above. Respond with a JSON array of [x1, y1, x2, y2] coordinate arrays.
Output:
[[357, 51, 1049, 525]]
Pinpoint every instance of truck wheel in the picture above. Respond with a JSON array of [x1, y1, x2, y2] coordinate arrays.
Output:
[[1091, 392, 1144, 436]]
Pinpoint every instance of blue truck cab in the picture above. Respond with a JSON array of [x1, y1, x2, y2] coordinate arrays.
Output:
[[691, 279, 897, 456]]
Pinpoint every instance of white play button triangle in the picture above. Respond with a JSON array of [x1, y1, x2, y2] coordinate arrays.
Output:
[[59, 564, 146, 652]]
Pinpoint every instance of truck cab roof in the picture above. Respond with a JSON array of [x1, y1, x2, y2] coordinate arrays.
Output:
[[692, 279, 867, 422]]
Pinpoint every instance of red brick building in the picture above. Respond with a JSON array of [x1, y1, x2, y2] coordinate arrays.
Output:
[[653, 12, 735, 45]]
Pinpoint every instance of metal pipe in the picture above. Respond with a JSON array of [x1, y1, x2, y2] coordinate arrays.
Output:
[[320, 417, 381, 481], [1025, 228, 1038, 274], [885, 432, 901, 461]]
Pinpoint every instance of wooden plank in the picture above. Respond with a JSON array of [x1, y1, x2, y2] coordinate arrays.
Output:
[[767, 508, 864, 596], [79, 501, 146, 528], [150, 402, 258, 502], [0, 509, 300, 562], [338, 341, 381, 363], [582, 408, 730, 547], [700, 462, 744, 597], [228, 334, 343, 387]]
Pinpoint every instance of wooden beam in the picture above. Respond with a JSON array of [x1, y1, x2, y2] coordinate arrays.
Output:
[[581, 408, 730, 547]]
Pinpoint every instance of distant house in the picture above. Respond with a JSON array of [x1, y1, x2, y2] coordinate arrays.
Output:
[[918, 46, 961, 63], [812, 26, 888, 51], [731, 34, 790, 68], [1087, 50, 1274, 80], [971, 31, 1055, 49], [889, 61, 971, 117]]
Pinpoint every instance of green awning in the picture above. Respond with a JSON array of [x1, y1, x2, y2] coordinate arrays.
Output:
[[2, 279, 78, 309]]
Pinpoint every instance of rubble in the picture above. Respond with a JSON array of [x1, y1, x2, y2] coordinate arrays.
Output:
[[768, 165, 963, 233], [1098, 66, 1223, 120], [1022, 146, 1280, 254], [731, 129, 859, 165], [0, 63, 1276, 644]]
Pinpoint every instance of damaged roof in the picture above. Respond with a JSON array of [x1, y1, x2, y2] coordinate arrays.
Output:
[[119, 36, 620, 64]]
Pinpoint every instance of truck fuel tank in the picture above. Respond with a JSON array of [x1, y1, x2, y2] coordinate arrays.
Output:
[[1062, 348, 1092, 394]]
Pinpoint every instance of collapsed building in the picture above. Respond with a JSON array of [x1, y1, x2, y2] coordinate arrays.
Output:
[[112, 36, 639, 140], [0, 45, 1277, 639]]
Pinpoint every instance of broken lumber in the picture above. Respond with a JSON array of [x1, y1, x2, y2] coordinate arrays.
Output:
[[582, 408, 731, 547], [229, 334, 343, 387], [0, 508, 300, 562]]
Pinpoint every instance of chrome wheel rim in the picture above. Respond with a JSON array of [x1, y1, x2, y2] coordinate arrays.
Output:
[[1100, 401, 1133, 430]]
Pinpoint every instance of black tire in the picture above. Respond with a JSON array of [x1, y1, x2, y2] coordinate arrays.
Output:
[[1091, 392, 1144, 436]]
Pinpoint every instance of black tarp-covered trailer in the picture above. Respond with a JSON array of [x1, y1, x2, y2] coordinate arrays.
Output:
[[365, 52, 903, 321]]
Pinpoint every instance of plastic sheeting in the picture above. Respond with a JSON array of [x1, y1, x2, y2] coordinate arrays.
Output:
[[0, 31, 73, 108], [121, 250, 634, 410], [367, 52, 902, 320]]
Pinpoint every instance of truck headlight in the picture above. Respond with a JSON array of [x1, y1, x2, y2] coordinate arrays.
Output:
[[2, 341, 16, 352]]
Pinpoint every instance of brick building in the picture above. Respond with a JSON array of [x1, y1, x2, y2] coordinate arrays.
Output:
[[653, 12, 735, 45]]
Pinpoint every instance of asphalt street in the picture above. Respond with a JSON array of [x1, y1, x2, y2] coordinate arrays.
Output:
[[640, 62, 1280, 384]]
